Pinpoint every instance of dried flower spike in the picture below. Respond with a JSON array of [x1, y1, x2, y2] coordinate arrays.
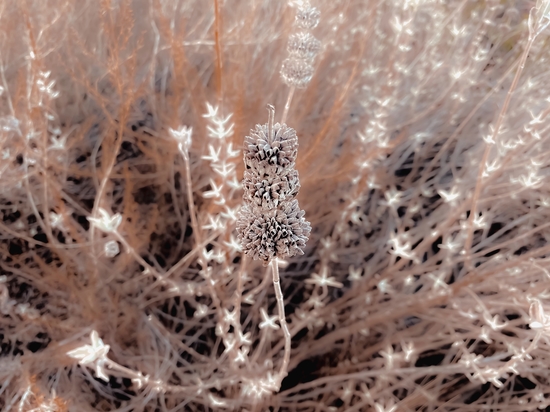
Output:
[[280, 4, 320, 89], [238, 105, 310, 264], [244, 119, 299, 175]]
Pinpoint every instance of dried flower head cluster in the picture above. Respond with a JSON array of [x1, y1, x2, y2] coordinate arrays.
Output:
[[237, 106, 310, 263], [243, 122, 298, 175], [280, 3, 321, 88], [295, 5, 320, 30]]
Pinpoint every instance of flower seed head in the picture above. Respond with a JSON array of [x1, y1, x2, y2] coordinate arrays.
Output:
[[280, 58, 314, 88], [295, 6, 320, 30], [287, 32, 321, 60], [238, 105, 310, 263], [237, 200, 311, 264], [244, 122, 298, 175], [242, 169, 301, 210]]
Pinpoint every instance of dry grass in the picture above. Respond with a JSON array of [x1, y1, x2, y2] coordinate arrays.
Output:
[[1, 0, 550, 411]]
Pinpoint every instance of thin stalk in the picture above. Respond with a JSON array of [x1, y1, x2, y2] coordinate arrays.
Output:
[[463, 34, 535, 271], [281, 86, 295, 125], [267, 104, 275, 144], [271, 258, 291, 387], [234, 256, 247, 331], [179, 148, 223, 322], [170, 141, 225, 330], [213, 0, 223, 106], [181, 151, 201, 245]]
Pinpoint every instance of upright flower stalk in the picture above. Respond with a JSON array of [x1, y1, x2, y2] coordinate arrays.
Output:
[[280, 2, 321, 123], [237, 104, 310, 387]]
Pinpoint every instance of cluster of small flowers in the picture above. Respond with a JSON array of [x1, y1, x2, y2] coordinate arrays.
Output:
[[280, 2, 321, 88], [237, 106, 310, 264]]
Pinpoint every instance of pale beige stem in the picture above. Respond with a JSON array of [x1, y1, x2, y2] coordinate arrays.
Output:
[[281, 86, 295, 125], [272, 258, 291, 387], [181, 151, 201, 245], [463, 35, 535, 271]]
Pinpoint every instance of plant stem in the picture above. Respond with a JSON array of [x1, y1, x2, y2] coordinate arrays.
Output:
[[281, 86, 295, 124], [267, 104, 275, 144], [271, 258, 291, 387], [181, 151, 201, 245], [463, 34, 535, 271]]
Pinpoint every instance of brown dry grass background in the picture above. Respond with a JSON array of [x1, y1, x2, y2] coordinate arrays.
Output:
[[2, 0, 550, 411]]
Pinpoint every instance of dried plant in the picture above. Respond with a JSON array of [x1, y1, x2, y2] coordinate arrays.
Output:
[[238, 104, 310, 390], [238, 105, 310, 263], [2, 0, 550, 411]]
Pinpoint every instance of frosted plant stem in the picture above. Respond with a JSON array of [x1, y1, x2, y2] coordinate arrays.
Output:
[[169, 163, 186, 253], [179, 151, 224, 322], [281, 86, 295, 125], [234, 256, 247, 328], [181, 151, 202, 245], [267, 104, 275, 144], [90, 125, 124, 283], [463, 34, 535, 271], [271, 258, 291, 387]]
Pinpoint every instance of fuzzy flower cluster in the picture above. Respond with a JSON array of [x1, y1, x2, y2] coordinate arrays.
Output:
[[280, 3, 321, 88], [237, 107, 310, 263]]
